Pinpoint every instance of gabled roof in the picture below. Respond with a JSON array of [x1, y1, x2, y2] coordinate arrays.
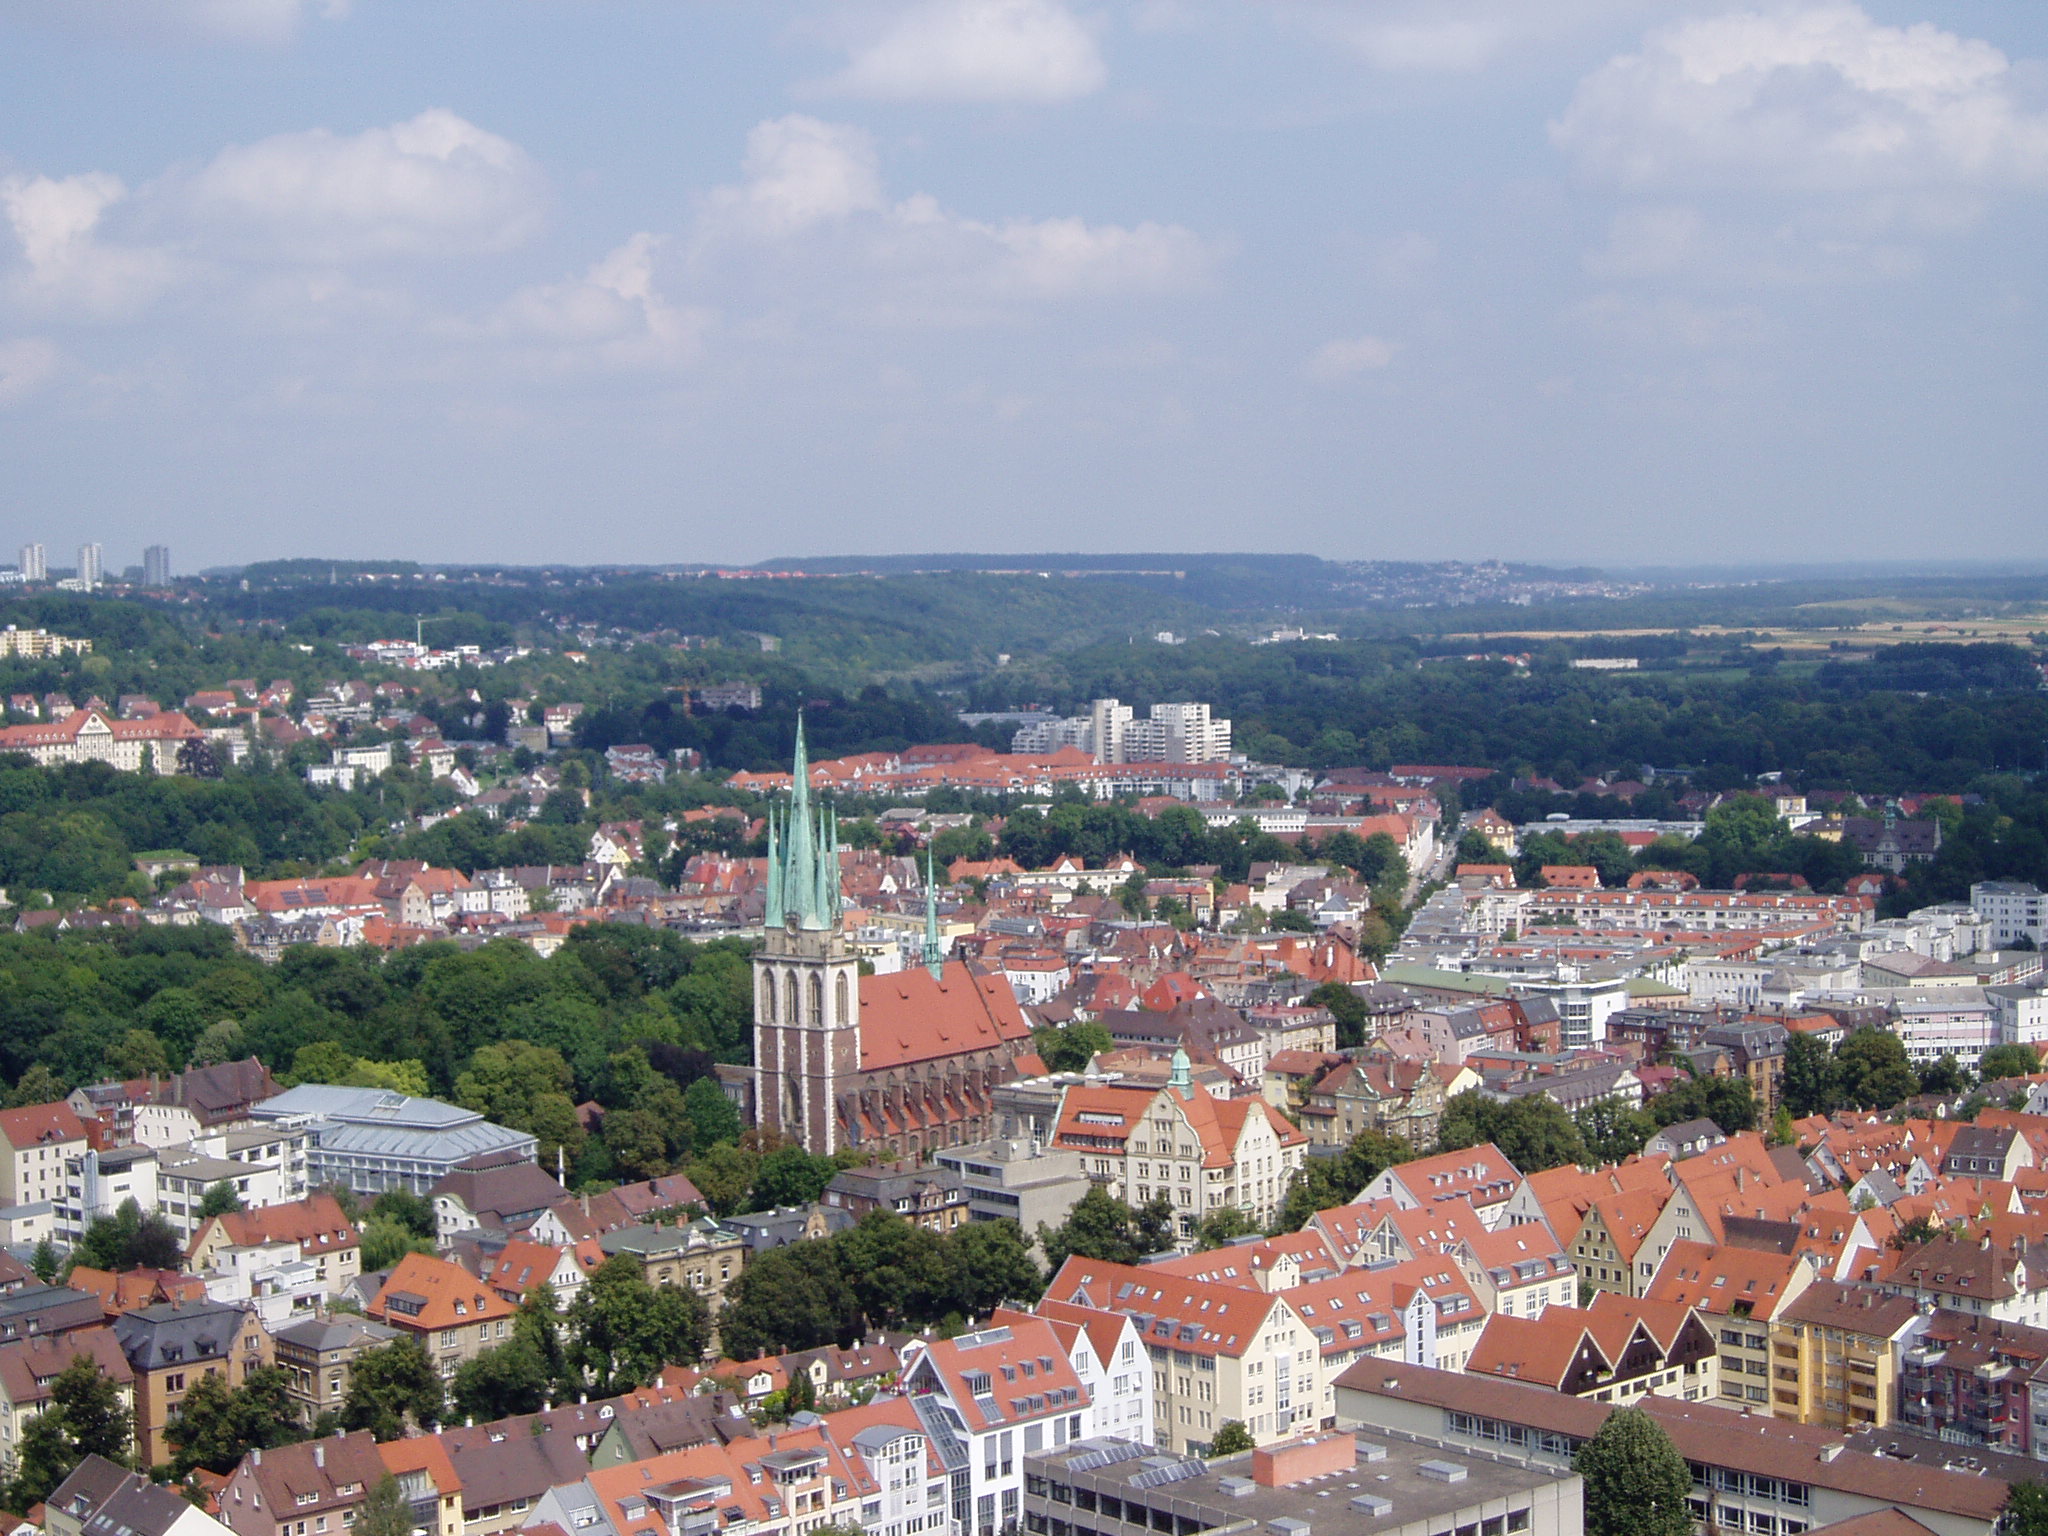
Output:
[[1465, 1311, 1605, 1390], [232, 1429, 385, 1513], [857, 961, 1031, 1072], [904, 1313, 1087, 1433], [1045, 1256, 1280, 1361], [1584, 1185, 1670, 1262], [0, 1100, 88, 1148], [1645, 1238, 1810, 1320], [367, 1251, 518, 1332], [192, 1192, 358, 1257], [1369, 1143, 1522, 1209]]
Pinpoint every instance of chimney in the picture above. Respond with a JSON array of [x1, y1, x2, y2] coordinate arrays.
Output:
[[314, 1444, 324, 1468], [253, 1449, 262, 1466]]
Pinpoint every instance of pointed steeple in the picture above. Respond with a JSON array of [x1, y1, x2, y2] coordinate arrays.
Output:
[[923, 848, 944, 979], [1169, 1046, 1192, 1094], [768, 712, 838, 933], [785, 714, 824, 930]]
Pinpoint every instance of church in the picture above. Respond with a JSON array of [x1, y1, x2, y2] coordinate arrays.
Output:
[[746, 724, 1034, 1159]]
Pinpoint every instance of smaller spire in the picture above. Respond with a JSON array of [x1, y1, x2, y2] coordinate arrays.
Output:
[[1169, 1045, 1192, 1093], [923, 848, 944, 979]]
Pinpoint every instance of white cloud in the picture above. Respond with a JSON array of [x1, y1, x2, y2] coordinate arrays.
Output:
[[1310, 0, 1651, 73], [0, 0, 345, 45], [708, 116, 884, 237], [493, 234, 710, 370], [701, 115, 1214, 310], [1306, 335, 1397, 380], [977, 214, 1210, 295], [0, 171, 179, 318], [178, 109, 545, 260], [830, 0, 1105, 102], [1553, 4, 2048, 194], [0, 337, 59, 405]]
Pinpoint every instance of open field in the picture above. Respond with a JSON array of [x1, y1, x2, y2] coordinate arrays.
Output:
[[1442, 614, 2048, 654]]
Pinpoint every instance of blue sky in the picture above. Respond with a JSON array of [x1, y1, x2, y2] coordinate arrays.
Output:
[[2, 0, 2044, 571]]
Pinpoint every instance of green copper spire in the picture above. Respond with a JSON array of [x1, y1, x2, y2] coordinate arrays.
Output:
[[773, 713, 836, 932], [923, 848, 944, 979]]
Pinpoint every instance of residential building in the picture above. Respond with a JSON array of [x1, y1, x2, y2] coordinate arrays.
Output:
[[1974, 882, 2048, 951], [1049, 1055, 1308, 1238], [0, 1100, 90, 1209], [0, 1282, 108, 1342], [1875, 1232, 2048, 1330], [18, 544, 44, 583], [1452, 1224, 1579, 1320], [0, 1329, 136, 1470], [1356, 1144, 1523, 1231], [45, 1455, 235, 1536], [126, 1059, 283, 1148], [379, 1434, 466, 1536], [1699, 1020, 1791, 1117], [823, 1158, 970, 1231], [112, 1299, 272, 1466], [430, 1152, 568, 1242], [188, 1194, 362, 1296], [1767, 1281, 1926, 1431], [156, 1126, 312, 1242], [270, 1313, 399, 1427], [216, 1431, 388, 1536], [901, 1314, 1093, 1536], [532, 1423, 860, 1536], [365, 1251, 519, 1379], [440, 1406, 621, 1536], [1333, 1358, 2010, 1536], [1043, 1256, 1325, 1455], [1031, 1300, 1154, 1445], [1898, 1312, 2048, 1456], [1300, 1057, 1448, 1150], [250, 1084, 538, 1194], [78, 543, 102, 589], [478, 1240, 595, 1310], [1024, 1429, 1582, 1536], [144, 545, 171, 587], [1644, 1240, 1817, 1414], [594, 1220, 747, 1310], [55, 1143, 159, 1243]]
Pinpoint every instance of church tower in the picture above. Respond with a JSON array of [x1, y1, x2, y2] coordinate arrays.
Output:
[[753, 717, 861, 1154]]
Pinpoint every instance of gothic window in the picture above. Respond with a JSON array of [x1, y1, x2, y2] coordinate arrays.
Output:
[[761, 971, 777, 1023], [835, 971, 850, 1025], [784, 969, 800, 1024], [808, 974, 824, 1026]]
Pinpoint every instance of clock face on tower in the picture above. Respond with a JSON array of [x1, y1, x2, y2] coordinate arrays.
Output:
[[786, 913, 800, 934]]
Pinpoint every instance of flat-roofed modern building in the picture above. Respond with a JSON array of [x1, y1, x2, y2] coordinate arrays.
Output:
[[250, 1085, 536, 1195], [1333, 1358, 2010, 1536], [1024, 1430, 1581, 1536]]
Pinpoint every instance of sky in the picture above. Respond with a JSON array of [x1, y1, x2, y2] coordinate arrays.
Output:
[[2, 0, 2045, 572]]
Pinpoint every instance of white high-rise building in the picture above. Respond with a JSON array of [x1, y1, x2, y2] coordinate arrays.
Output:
[[77, 542, 103, 589], [1010, 696, 1232, 764], [18, 544, 45, 582], [143, 544, 171, 587]]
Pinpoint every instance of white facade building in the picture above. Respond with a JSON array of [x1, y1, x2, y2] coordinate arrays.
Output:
[[1975, 881, 2048, 949]]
